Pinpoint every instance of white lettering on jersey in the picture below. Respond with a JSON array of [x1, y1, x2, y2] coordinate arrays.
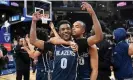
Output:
[[56, 50, 75, 56]]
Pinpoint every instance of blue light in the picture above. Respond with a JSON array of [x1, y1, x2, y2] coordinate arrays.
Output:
[[0, 0, 9, 6]]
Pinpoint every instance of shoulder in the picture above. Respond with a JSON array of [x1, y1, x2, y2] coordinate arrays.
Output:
[[89, 44, 97, 49], [75, 38, 88, 45]]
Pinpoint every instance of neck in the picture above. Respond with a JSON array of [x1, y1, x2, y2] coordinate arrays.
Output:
[[74, 35, 84, 39]]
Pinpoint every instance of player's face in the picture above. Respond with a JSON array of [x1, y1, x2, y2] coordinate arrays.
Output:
[[59, 24, 71, 41], [72, 22, 85, 37]]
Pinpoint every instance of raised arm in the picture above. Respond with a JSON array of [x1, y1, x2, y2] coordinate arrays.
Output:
[[30, 12, 44, 50], [49, 22, 60, 38], [25, 34, 35, 51], [89, 44, 98, 80], [81, 2, 103, 46], [23, 36, 41, 59]]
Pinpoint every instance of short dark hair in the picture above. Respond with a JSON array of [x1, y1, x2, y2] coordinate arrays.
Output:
[[36, 28, 48, 41], [56, 20, 71, 31], [99, 21, 111, 34], [76, 21, 86, 28]]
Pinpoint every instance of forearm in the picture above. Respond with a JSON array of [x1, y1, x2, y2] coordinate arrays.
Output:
[[91, 13, 103, 41], [49, 37, 70, 45], [27, 50, 35, 59], [27, 41, 34, 51], [51, 26, 60, 38], [90, 70, 98, 80], [23, 47, 35, 59], [55, 39, 70, 45], [30, 20, 37, 44], [89, 45, 98, 80], [27, 49, 40, 59]]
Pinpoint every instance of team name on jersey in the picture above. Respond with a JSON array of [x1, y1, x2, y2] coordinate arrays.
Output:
[[80, 52, 88, 57], [55, 50, 76, 56]]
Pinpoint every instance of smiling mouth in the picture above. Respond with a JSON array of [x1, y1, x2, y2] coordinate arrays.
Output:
[[64, 33, 69, 36], [72, 31, 76, 34]]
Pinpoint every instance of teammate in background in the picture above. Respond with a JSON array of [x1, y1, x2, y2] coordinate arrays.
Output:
[[22, 33, 50, 80], [91, 25, 112, 80]]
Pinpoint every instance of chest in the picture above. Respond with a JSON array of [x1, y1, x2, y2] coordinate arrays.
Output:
[[54, 46, 77, 59]]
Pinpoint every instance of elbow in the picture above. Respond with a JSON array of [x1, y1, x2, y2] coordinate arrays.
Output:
[[99, 30, 104, 41], [92, 69, 98, 75], [97, 33, 103, 42], [100, 34, 103, 41]]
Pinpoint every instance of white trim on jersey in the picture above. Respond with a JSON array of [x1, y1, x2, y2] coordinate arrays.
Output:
[[61, 44, 70, 48], [83, 78, 90, 80], [53, 45, 57, 70], [46, 52, 50, 71], [75, 57, 78, 80], [42, 54, 47, 71]]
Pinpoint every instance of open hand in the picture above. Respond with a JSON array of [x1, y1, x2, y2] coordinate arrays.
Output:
[[81, 2, 95, 16], [32, 11, 42, 22], [69, 41, 78, 52]]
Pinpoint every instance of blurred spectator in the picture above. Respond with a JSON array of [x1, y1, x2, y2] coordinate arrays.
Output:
[[0, 44, 8, 75], [14, 38, 30, 80], [112, 28, 133, 80]]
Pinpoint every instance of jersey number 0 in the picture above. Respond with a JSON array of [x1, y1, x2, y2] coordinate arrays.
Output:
[[79, 57, 84, 65], [61, 58, 67, 69]]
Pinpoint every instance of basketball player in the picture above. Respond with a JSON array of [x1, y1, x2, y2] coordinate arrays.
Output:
[[22, 33, 50, 80], [91, 25, 112, 80], [72, 2, 102, 79], [30, 12, 78, 80]]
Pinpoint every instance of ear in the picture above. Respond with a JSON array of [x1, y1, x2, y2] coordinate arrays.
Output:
[[58, 30, 61, 36], [82, 28, 85, 34]]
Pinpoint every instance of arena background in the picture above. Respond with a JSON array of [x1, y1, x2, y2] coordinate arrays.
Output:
[[0, 0, 133, 80]]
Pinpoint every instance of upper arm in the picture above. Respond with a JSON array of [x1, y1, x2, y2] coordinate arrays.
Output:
[[31, 39, 44, 50], [87, 35, 102, 46], [128, 43, 133, 56], [89, 44, 98, 70], [24, 47, 41, 59], [49, 37, 61, 44]]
